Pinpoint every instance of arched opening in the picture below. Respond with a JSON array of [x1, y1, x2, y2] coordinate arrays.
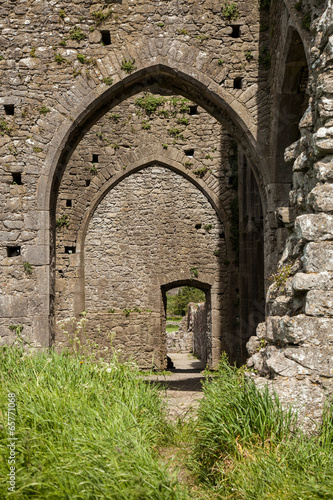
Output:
[[275, 29, 309, 196], [48, 68, 268, 368], [163, 285, 209, 369]]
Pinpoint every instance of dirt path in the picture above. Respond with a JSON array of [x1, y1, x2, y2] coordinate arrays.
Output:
[[147, 352, 206, 421]]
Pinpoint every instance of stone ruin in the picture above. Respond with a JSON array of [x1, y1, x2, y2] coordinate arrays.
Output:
[[0, 0, 333, 419]]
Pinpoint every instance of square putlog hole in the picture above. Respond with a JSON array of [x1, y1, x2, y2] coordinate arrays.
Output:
[[7, 246, 21, 257], [4, 104, 14, 115], [12, 173, 22, 185], [101, 31, 111, 46], [65, 246, 76, 254]]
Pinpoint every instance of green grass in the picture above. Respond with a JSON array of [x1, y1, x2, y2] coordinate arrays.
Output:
[[189, 355, 333, 499], [166, 325, 179, 333], [2, 346, 333, 499], [0, 347, 188, 499]]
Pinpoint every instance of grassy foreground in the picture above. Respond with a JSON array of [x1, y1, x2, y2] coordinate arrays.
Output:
[[1, 348, 333, 499], [0, 347, 186, 499]]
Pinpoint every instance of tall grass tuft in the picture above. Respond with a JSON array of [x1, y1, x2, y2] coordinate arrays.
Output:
[[0, 346, 188, 499], [190, 354, 333, 499]]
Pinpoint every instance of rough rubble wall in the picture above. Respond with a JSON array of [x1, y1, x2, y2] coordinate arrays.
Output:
[[247, 0, 333, 425]]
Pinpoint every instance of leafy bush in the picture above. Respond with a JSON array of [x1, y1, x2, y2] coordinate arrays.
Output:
[[167, 286, 205, 317], [135, 93, 166, 115]]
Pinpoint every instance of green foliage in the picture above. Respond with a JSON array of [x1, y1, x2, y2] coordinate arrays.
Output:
[[191, 354, 297, 482], [258, 0, 271, 8], [191, 355, 333, 498], [245, 50, 253, 62], [30, 47, 36, 57], [204, 224, 212, 231], [190, 267, 199, 279], [269, 263, 292, 292], [39, 105, 50, 115], [177, 116, 189, 126], [177, 28, 188, 35], [54, 53, 66, 64], [77, 53, 87, 64], [107, 308, 115, 313], [218, 58, 224, 65], [184, 161, 193, 168], [168, 128, 185, 141], [258, 47, 271, 69], [295, 0, 302, 11], [213, 249, 220, 257], [92, 9, 112, 25], [135, 93, 166, 115], [110, 113, 120, 123], [102, 76, 113, 85], [59, 39, 67, 47], [193, 166, 208, 178], [56, 214, 69, 228], [33, 146, 43, 153], [141, 120, 151, 130], [260, 22, 269, 31], [0, 347, 185, 499], [222, 2, 240, 20], [302, 11, 311, 30], [0, 120, 11, 136], [162, 143, 168, 150], [90, 164, 98, 175], [59, 9, 66, 19], [69, 26, 86, 42], [205, 154, 213, 160], [157, 21, 165, 27], [23, 261, 33, 275], [121, 58, 136, 74], [167, 286, 205, 317], [123, 308, 131, 317]]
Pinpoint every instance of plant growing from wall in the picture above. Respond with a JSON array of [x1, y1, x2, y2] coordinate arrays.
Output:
[[121, 58, 136, 74], [30, 47, 36, 57], [269, 263, 292, 292], [92, 9, 112, 25], [70, 27, 86, 41], [110, 113, 120, 123], [177, 116, 189, 126], [0, 120, 11, 136], [258, 0, 271, 7], [141, 120, 151, 130], [302, 12, 311, 30], [135, 93, 165, 115], [190, 267, 199, 279], [222, 2, 240, 20], [103, 77, 113, 86], [245, 50, 253, 62], [193, 166, 208, 178], [56, 214, 69, 228], [39, 106, 50, 115], [54, 53, 67, 64], [23, 261, 33, 275], [90, 165, 98, 175], [162, 143, 168, 149], [258, 47, 271, 69]]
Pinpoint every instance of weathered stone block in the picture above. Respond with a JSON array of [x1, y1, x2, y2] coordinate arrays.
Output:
[[265, 315, 333, 345], [314, 156, 333, 182], [284, 347, 333, 378], [295, 214, 333, 241], [293, 272, 333, 291], [307, 184, 333, 212], [302, 242, 333, 272], [306, 290, 333, 317]]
